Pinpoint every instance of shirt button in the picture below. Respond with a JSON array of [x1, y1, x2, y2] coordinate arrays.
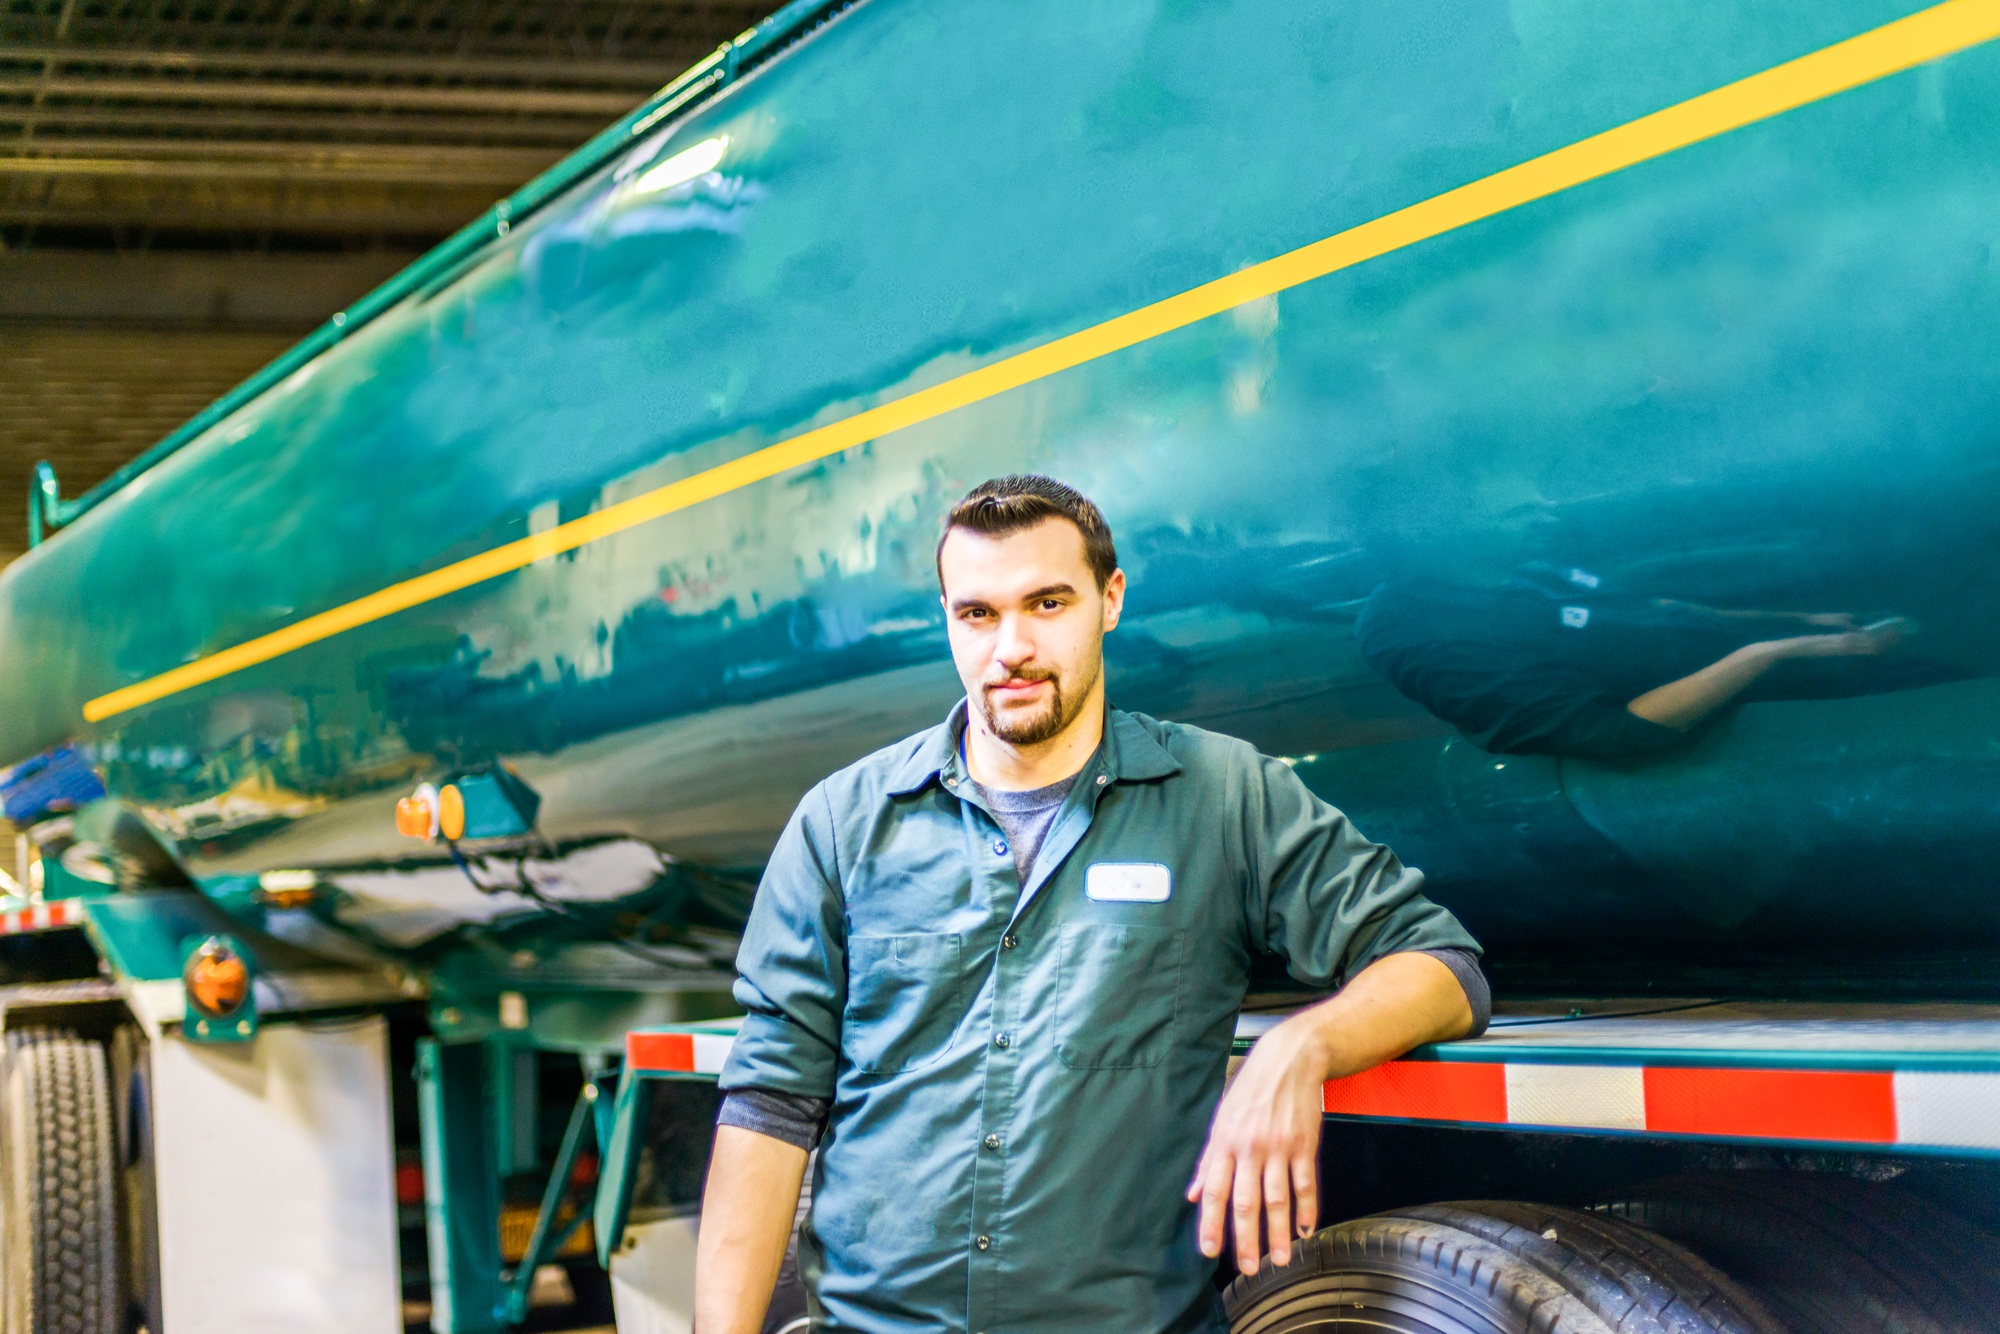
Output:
[[994, 1032, 1011, 1048], [983, 1133, 1001, 1150], [975, 1235, 992, 1250], [1001, 934, 1018, 950], [993, 839, 1008, 856], [1095, 774, 1108, 786]]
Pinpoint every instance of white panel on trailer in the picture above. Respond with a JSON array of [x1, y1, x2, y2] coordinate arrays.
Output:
[[151, 1018, 400, 1333], [609, 1215, 698, 1334]]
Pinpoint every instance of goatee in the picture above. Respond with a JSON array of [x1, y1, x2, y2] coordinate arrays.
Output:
[[980, 670, 1068, 746]]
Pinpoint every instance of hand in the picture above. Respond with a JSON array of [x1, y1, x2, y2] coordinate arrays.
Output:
[[1185, 1017, 1330, 1272], [1795, 612, 1861, 629], [1183, 955, 1474, 1276]]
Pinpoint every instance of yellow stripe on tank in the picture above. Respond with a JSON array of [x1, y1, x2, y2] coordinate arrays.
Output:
[[81, 0, 2000, 724]]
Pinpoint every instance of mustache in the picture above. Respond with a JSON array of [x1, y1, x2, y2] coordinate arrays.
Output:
[[983, 666, 1060, 691]]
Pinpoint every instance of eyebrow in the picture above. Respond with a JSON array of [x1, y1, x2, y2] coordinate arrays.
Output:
[[947, 582, 1079, 614]]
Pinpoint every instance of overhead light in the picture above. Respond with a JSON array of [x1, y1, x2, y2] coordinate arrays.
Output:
[[630, 135, 728, 196]]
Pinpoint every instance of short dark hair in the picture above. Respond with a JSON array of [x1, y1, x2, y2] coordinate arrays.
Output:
[[936, 475, 1118, 590]]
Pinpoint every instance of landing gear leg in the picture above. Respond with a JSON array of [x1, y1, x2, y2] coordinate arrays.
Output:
[[416, 1039, 504, 1334]]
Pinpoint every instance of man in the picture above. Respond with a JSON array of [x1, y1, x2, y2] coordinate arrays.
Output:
[[697, 475, 1487, 1333]]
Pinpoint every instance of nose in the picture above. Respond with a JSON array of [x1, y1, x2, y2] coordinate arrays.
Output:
[[993, 611, 1036, 671]]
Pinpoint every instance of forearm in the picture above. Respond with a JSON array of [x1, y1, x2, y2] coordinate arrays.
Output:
[[1282, 950, 1475, 1080], [1190, 951, 1474, 1266], [694, 1125, 809, 1334], [1627, 642, 1778, 730]]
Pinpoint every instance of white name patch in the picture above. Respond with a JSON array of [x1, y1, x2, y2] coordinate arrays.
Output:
[[1085, 863, 1172, 903]]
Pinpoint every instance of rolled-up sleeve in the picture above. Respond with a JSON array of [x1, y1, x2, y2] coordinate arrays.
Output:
[[719, 785, 847, 1099], [1242, 752, 1480, 988]]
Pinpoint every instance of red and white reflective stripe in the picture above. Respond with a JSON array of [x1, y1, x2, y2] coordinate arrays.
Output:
[[1322, 1060, 2000, 1152], [626, 1030, 737, 1076], [0, 899, 84, 935], [622, 1030, 2000, 1153]]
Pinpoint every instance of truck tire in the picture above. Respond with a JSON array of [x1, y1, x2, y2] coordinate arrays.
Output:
[[0, 1030, 119, 1334], [1601, 1173, 2000, 1334], [1225, 1202, 1783, 1334]]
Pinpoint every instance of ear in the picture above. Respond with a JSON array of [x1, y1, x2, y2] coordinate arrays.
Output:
[[1100, 568, 1127, 632]]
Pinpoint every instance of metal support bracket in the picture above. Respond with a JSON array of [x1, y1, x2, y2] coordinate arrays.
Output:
[[501, 1075, 600, 1325]]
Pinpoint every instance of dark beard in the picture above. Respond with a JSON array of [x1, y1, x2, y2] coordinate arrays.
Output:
[[979, 671, 1068, 746], [978, 650, 1101, 747]]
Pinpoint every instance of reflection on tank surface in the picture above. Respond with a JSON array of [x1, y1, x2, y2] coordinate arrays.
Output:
[[1356, 563, 1978, 760], [5, 0, 2000, 997]]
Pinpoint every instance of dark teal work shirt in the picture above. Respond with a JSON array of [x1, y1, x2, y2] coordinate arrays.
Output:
[[719, 704, 1479, 1334]]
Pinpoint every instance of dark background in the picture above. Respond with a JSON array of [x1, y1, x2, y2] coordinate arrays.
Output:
[[1, 0, 783, 566]]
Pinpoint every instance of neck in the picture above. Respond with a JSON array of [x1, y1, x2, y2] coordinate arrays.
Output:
[[963, 684, 1106, 792]]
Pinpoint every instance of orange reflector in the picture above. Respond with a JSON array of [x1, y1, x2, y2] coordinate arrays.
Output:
[[396, 788, 437, 840], [184, 939, 250, 1019], [438, 784, 466, 842]]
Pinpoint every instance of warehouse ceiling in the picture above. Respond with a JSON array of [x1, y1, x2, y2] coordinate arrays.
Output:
[[2, 0, 775, 244], [0, 0, 781, 565]]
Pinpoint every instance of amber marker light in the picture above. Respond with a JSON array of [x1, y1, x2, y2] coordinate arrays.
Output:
[[396, 782, 440, 840], [255, 869, 318, 910], [438, 784, 466, 841], [184, 937, 251, 1020]]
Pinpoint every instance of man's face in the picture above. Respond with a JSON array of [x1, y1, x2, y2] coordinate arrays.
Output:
[[939, 518, 1125, 746]]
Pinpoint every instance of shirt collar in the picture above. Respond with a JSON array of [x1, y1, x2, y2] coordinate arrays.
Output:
[[885, 698, 1182, 797]]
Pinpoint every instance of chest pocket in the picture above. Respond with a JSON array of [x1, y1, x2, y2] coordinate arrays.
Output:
[[844, 932, 963, 1074], [1055, 923, 1186, 1070]]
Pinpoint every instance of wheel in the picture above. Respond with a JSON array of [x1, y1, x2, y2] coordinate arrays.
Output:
[[1601, 1173, 2000, 1334], [1225, 1201, 1782, 1334], [1, 1029, 119, 1334]]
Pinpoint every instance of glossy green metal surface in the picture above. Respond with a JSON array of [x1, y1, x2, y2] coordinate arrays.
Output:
[[5, 0, 2000, 989], [416, 1038, 506, 1334]]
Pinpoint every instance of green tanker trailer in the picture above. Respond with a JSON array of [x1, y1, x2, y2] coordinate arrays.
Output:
[[6, 0, 2000, 1329]]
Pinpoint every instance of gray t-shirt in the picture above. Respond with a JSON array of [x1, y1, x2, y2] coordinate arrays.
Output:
[[971, 769, 1081, 883]]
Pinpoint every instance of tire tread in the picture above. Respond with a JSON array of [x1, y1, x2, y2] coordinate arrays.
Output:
[[1225, 1203, 1779, 1334], [6, 1029, 118, 1334]]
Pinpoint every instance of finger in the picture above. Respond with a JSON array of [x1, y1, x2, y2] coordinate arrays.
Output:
[[1232, 1155, 1264, 1273], [1197, 1152, 1233, 1259], [1263, 1158, 1293, 1267], [1291, 1155, 1318, 1239], [1186, 1143, 1210, 1203]]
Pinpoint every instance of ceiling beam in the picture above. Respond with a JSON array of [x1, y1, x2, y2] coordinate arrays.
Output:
[[0, 173, 503, 235], [0, 149, 559, 186], [0, 105, 605, 143], [0, 248, 425, 328], [0, 76, 647, 115], [0, 43, 706, 86]]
